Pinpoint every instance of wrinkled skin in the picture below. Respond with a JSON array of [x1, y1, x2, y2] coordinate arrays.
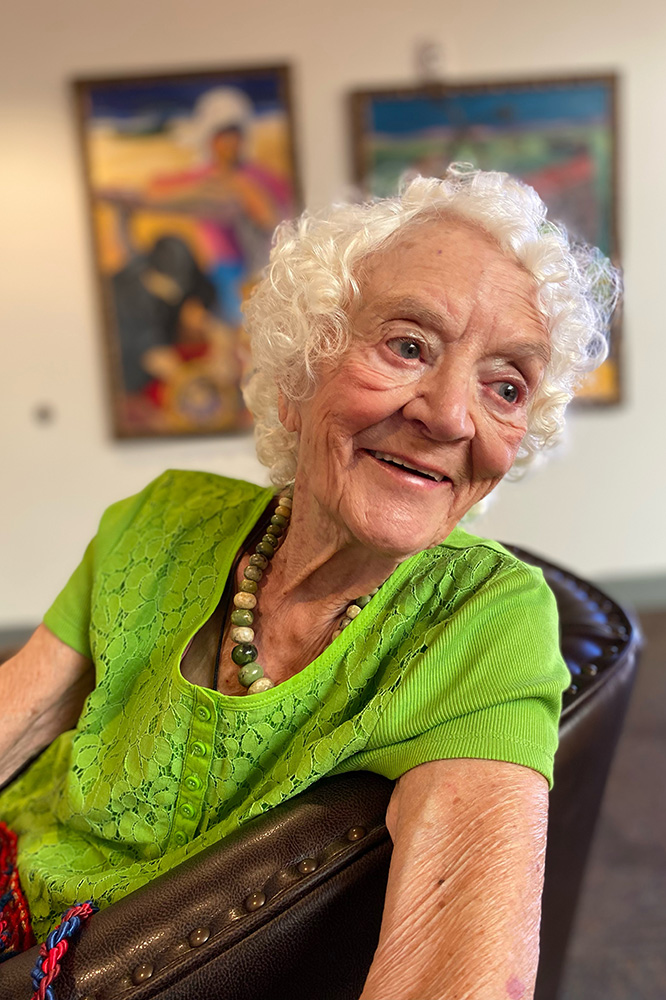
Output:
[[279, 218, 550, 564], [360, 758, 548, 1000]]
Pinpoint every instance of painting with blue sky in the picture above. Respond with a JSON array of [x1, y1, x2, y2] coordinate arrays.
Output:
[[351, 75, 620, 404]]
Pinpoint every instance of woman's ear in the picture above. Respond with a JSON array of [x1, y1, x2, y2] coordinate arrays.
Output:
[[277, 391, 301, 434]]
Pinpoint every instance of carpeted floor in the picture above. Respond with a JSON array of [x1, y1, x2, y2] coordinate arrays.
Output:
[[559, 609, 666, 1000]]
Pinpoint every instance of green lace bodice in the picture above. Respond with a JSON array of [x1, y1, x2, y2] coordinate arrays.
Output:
[[0, 470, 569, 938]]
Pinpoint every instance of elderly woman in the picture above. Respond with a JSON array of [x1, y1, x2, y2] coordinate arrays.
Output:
[[1, 165, 617, 999]]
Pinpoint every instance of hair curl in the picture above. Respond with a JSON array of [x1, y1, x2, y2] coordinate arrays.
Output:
[[243, 163, 621, 486]]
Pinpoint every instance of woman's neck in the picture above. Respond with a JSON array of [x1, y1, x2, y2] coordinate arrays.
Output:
[[265, 483, 404, 615], [217, 483, 407, 690]]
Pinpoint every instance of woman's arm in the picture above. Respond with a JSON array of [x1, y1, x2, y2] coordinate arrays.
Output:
[[0, 624, 94, 787], [360, 757, 548, 1000]]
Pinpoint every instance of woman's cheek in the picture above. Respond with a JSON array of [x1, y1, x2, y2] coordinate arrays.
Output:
[[475, 420, 526, 478], [346, 356, 424, 393]]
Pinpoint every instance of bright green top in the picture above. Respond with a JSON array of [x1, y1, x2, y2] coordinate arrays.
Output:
[[0, 470, 570, 939]]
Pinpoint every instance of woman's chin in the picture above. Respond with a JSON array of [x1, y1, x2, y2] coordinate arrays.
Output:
[[349, 513, 451, 562]]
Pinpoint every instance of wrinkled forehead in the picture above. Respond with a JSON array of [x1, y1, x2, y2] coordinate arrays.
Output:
[[363, 210, 527, 279], [349, 211, 551, 361], [355, 212, 543, 313]]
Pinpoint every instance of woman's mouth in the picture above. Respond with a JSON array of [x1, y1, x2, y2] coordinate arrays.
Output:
[[364, 449, 452, 485]]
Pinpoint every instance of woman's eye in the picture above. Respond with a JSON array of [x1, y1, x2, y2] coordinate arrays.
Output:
[[493, 381, 521, 404], [387, 338, 422, 360]]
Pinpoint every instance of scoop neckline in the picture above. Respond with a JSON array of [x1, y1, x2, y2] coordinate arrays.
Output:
[[171, 485, 421, 713], [201, 552, 418, 712]]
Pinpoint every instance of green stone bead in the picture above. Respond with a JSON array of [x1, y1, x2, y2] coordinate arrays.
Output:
[[231, 643, 258, 666], [250, 553, 269, 569], [275, 505, 291, 518], [231, 608, 254, 627], [256, 541, 275, 558], [270, 513, 288, 529], [266, 523, 284, 538], [240, 579, 258, 594], [355, 595, 372, 608], [262, 533, 279, 549], [238, 662, 264, 688], [244, 565, 263, 582]]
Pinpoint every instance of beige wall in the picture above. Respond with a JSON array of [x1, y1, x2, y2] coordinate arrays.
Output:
[[1, 0, 664, 627]]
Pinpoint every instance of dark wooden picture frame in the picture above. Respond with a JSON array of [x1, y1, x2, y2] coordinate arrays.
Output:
[[74, 65, 301, 438], [350, 74, 621, 405]]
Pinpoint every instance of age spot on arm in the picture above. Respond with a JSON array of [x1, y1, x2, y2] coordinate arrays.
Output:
[[506, 974, 527, 999]]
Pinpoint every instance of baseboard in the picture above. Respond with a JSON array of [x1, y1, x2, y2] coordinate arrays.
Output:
[[0, 625, 34, 653], [594, 573, 666, 613]]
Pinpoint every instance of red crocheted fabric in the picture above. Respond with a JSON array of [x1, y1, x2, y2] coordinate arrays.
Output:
[[0, 821, 36, 961]]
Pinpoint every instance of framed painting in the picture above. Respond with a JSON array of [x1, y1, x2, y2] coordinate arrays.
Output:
[[74, 65, 300, 437], [350, 74, 621, 405]]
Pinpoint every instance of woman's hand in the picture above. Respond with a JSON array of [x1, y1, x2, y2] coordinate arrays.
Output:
[[360, 757, 548, 1000], [0, 624, 93, 788]]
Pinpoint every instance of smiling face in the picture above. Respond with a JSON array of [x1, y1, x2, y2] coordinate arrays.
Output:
[[281, 217, 551, 560]]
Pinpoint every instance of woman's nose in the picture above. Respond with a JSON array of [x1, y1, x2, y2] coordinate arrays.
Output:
[[400, 369, 475, 442]]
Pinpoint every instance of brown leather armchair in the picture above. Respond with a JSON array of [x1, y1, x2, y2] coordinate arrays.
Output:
[[0, 547, 641, 1000]]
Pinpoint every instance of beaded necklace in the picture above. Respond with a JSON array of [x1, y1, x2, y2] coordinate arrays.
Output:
[[228, 487, 379, 695]]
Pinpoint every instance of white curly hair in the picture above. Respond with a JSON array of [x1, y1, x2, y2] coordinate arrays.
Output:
[[243, 163, 620, 486]]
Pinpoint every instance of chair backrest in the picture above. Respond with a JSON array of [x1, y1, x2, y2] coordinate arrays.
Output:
[[0, 548, 641, 1000], [510, 547, 641, 1000]]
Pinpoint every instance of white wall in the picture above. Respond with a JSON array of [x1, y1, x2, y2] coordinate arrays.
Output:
[[1, 0, 665, 627]]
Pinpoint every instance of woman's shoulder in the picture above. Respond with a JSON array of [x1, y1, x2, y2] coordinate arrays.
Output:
[[389, 525, 554, 632], [438, 523, 524, 563], [414, 523, 543, 593], [94, 471, 273, 554], [104, 469, 270, 518], [143, 469, 270, 506]]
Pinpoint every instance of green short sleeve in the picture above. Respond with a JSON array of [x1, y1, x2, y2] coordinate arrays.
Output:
[[43, 539, 95, 658], [42, 476, 164, 660], [342, 558, 571, 789]]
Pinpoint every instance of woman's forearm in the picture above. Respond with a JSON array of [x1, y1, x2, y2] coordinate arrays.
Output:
[[360, 759, 548, 1000], [0, 625, 93, 787]]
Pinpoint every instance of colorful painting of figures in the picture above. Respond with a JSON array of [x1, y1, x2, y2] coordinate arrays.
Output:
[[75, 66, 299, 437], [351, 76, 620, 404]]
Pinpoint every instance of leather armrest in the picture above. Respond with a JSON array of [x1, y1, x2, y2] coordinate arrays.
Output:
[[0, 772, 393, 1000]]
